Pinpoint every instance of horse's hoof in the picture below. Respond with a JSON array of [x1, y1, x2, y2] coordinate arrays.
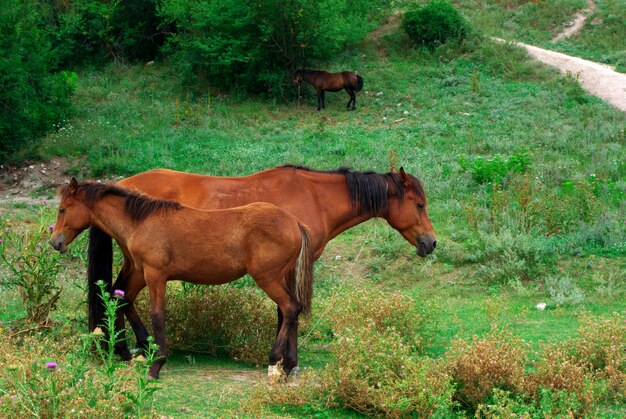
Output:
[[268, 364, 286, 383], [288, 366, 299, 378]]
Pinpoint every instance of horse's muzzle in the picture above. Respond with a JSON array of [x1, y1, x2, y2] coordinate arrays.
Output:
[[416, 235, 436, 257], [49, 235, 67, 253]]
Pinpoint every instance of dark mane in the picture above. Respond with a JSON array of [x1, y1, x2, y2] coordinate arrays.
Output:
[[281, 165, 425, 216], [63, 182, 182, 222]]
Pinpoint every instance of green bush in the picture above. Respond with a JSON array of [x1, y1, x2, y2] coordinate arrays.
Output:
[[402, 1, 471, 48], [0, 0, 75, 161], [52, 0, 164, 66], [158, 0, 391, 93]]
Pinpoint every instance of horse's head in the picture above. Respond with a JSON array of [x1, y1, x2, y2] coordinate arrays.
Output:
[[385, 168, 436, 257], [292, 70, 303, 86], [50, 178, 90, 253]]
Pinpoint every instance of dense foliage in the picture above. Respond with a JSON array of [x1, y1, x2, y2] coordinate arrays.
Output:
[[51, 0, 165, 66], [158, 0, 391, 93], [403, 1, 472, 47], [0, 1, 75, 161]]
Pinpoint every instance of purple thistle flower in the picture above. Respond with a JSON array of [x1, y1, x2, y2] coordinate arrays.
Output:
[[114, 289, 125, 298], [48, 225, 54, 230], [46, 362, 57, 370]]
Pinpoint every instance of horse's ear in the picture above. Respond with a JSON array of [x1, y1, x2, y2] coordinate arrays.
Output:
[[68, 177, 78, 195], [399, 167, 411, 188]]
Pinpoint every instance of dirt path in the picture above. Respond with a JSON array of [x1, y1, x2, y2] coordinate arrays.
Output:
[[496, 39, 626, 112], [551, 0, 596, 42], [498, 0, 626, 113]]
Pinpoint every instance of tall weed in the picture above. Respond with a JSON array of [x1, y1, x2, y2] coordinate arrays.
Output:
[[0, 208, 64, 323]]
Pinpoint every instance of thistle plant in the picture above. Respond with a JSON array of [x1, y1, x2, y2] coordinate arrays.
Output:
[[0, 207, 64, 323]]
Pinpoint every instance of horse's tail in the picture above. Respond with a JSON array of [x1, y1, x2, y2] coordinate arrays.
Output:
[[355, 74, 364, 92], [294, 224, 314, 317], [87, 227, 113, 330]]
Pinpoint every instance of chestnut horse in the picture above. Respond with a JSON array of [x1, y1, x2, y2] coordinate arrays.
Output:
[[293, 70, 364, 111], [88, 165, 436, 360], [51, 178, 313, 379]]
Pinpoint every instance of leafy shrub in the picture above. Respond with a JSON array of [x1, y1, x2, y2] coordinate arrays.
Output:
[[545, 276, 584, 306], [403, 1, 471, 48], [0, 209, 64, 323], [474, 229, 546, 285], [458, 151, 531, 185], [158, 0, 391, 93], [446, 329, 527, 409], [0, 0, 75, 161], [136, 283, 275, 366]]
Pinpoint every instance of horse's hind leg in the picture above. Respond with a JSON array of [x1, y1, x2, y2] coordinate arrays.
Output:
[[321, 91, 326, 109], [316, 89, 322, 111], [346, 89, 356, 110], [254, 273, 302, 378]]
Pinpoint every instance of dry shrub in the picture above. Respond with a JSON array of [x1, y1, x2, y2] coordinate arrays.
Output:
[[319, 287, 428, 351], [446, 329, 527, 409], [329, 324, 454, 417], [136, 283, 275, 366], [568, 312, 626, 402], [523, 343, 595, 417], [523, 312, 626, 414]]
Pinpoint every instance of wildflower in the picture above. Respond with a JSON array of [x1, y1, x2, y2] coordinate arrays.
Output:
[[48, 225, 54, 230], [92, 327, 104, 336], [46, 362, 57, 370], [114, 289, 125, 298]]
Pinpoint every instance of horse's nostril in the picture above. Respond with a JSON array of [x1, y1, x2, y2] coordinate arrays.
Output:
[[432, 240, 437, 249]]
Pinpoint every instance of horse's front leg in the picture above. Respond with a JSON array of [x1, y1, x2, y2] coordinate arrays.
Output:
[[321, 91, 326, 109], [316, 89, 323, 111], [112, 265, 132, 360], [119, 269, 150, 354], [145, 268, 168, 379]]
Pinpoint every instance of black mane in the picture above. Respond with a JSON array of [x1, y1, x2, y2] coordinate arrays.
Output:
[[281, 165, 425, 216], [63, 182, 181, 222]]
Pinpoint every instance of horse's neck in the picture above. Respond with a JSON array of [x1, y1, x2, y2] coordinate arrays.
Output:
[[295, 172, 376, 253], [88, 196, 137, 247], [301, 71, 320, 84]]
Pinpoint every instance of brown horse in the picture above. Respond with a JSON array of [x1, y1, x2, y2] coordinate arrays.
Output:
[[88, 165, 436, 359], [293, 69, 364, 111], [51, 178, 313, 379]]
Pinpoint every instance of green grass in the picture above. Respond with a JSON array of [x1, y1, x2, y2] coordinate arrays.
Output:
[[2, 23, 625, 417]]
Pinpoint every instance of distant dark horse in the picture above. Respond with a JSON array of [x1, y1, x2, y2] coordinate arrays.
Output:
[[293, 70, 364, 111]]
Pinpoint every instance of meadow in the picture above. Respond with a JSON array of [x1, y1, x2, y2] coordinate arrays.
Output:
[[1, 5, 626, 417]]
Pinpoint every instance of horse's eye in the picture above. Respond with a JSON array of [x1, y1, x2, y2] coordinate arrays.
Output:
[[59, 208, 65, 214], [417, 203, 425, 210]]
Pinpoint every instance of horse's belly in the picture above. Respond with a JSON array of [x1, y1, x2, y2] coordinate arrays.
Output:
[[170, 263, 246, 285]]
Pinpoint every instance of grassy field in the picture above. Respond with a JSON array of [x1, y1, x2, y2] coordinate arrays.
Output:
[[1, 6, 626, 417]]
